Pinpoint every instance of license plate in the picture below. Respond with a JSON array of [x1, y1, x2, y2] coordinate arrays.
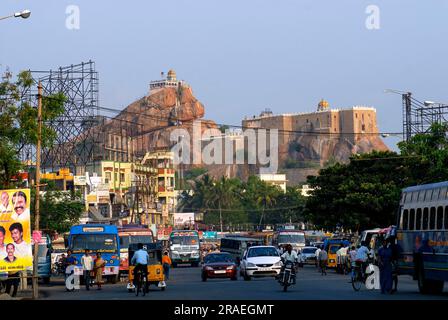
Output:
[[182, 258, 189, 261], [258, 267, 271, 271], [214, 270, 226, 274]]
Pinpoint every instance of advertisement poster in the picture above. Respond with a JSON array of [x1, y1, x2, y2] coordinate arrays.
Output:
[[173, 212, 195, 227], [0, 189, 33, 272]]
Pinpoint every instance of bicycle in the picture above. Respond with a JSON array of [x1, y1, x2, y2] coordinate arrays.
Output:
[[134, 268, 148, 297], [351, 259, 374, 291]]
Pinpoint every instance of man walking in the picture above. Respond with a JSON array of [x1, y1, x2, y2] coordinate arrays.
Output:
[[162, 251, 172, 280], [81, 249, 93, 291], [318, 246, 328, 275]]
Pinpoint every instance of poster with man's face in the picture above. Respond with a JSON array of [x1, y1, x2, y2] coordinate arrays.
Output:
[[0, 189, 32, 272]]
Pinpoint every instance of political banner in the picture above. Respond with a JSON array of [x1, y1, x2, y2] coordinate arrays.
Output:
[[0, 189, 33, 272]]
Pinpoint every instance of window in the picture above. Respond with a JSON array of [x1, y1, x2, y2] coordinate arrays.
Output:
[[120, 173, 125, 182], [445, 206, 448, 230], [409, 209, 415, 230], [432, 188, 440, 201], [430, 207, 436, 230], [437, 207, 443, 230], [114, 173, 118, 181], [416, 208, 422, 230], [105, 172, 111, 184], [402, 210, 408, 230], [441, 187, 448, 200], [422, 208, 429, 230], [418, 191, 425, 202]]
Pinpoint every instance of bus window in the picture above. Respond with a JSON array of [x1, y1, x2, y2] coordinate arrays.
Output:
[[418, 191, 425, 202], [409, 209, 415, 230], [416, 208, 422, 230], [437, 207, 443, 230], [423, 208, 429, 230], [430, 207, 436, 230], [441, 187, 448, 200], [402, 210, 409, 230], [426, 189, 433, 201], [431, 188, 440, 201], [445, 206, 448, 230]]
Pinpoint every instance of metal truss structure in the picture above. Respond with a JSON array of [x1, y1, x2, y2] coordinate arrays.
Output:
[[402, 92, 448, 142], [22, 61, 100, 171]]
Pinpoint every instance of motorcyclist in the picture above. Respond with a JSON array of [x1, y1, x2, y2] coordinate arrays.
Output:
[[280, 244, 298, 284]]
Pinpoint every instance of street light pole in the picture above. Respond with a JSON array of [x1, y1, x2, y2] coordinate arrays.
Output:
[[32, 81, 42, 299], [0, 9, 31, 21]]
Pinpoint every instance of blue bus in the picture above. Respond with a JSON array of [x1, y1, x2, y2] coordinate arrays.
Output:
[[397, 181, 448, 294], [68, 224, 120, 283]]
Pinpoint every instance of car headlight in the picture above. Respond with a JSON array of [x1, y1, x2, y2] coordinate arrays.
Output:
[[226, 265, 235, 270], [171, 251, 179, 258], [274, 261, 282, 267], [205, 266, 214, 271], [191, 251, 200, 257], [246, 262, 256, 267]]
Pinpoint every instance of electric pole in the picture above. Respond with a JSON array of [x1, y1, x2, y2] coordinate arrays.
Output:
[[32, 81, 42, 299]]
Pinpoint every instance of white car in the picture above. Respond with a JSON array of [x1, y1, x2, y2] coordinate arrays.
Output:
[[298, 246, 318, 266], [239, 246, 282, 280]]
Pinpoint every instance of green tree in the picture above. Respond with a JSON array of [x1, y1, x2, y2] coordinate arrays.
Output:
[[0, 71, 65, 189], [305, 151, 408, 231]]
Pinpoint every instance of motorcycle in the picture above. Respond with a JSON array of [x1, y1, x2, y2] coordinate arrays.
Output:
[[278, 259, 296, 292]]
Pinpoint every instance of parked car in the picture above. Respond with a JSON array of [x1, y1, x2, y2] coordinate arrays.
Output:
[[201, 252, 238, 281], [298, 246, 318, 267], [239, 246, 282, 281]]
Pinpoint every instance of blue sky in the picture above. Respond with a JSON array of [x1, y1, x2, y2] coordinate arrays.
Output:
[[1, 1, 447, 150]]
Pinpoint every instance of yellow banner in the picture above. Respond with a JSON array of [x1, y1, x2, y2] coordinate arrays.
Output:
[[0, 189, 32, 273]]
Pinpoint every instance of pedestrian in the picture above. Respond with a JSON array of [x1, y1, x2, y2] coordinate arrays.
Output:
[[318, 246, 328, 275], [64, 249, 77, 291], [389, 237, 399, 293], [81, 249, 93, 291], [315, 246, 321, 269], [378, 239, 393, 294], [162, 251, 172, 280], [4, 271, 19, 297], [94, 252, 106, 290]]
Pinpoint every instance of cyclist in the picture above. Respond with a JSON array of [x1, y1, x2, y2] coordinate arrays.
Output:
[[130, 243, 150, 288], [355, 241, 372, 278]]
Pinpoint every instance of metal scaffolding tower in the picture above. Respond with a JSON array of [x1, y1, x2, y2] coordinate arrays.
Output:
[[402, 92, 448, 142], [22, 61, 100, 171]]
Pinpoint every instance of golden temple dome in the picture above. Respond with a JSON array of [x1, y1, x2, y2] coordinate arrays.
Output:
[[167, 69, 177, 81], [317, 99, 329, 111]]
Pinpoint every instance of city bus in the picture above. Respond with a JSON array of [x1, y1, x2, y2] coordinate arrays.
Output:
[[68, 224, 120, 283], [118, 225, 154, 275], [397, 181, 448, 294], [169, 230, 201, 267], [220, 236, 264, 264], [272, 227, 306, 252]]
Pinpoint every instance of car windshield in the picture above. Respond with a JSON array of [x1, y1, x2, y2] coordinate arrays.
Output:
[[278, 234, 305, 244], [330, 245, 342, 254], [302, 248, 317, 254], [247, 247, 279, 258], [204, 254, 234, 264]]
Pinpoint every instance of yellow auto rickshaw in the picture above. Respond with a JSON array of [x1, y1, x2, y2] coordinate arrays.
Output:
[[127, 242, 166, 292]]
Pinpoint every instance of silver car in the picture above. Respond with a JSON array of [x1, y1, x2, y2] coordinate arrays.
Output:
[[298, 246, 318, 266]]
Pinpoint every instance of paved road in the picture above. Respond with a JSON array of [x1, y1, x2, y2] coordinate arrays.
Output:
[[39, 265, 448, 300]]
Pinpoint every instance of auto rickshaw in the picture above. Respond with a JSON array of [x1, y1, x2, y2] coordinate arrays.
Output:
[[126, 242, 166, 292]]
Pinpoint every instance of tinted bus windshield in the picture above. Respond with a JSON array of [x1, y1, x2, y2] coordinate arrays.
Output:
[[278, 233, 305, 244], [171, 236, 199, 245], [71, 234, 118, 253], [120, 235, 153, 248]]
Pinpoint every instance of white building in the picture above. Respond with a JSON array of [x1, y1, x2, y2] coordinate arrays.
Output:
[[257, 173, 287, 193]]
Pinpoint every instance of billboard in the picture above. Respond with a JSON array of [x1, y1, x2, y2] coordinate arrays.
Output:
[[0, 189, 33, 272], [173, 212, 195, 227], [157, 226, 173, 241]]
